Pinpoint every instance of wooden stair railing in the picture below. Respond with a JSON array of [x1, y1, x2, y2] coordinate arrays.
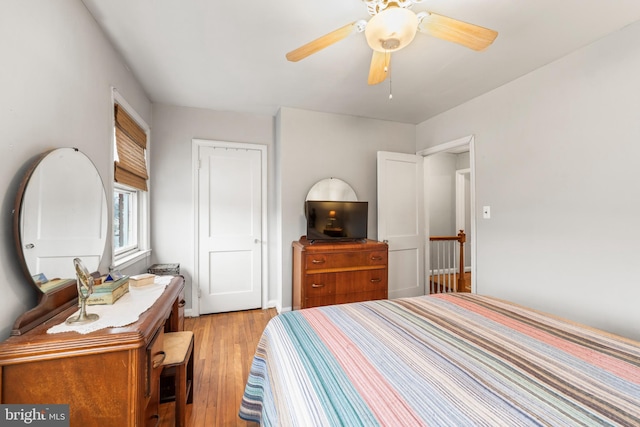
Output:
[[429, 230, 466, 293]]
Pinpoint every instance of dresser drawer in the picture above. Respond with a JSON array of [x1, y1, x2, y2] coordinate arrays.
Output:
[[334, 270, 387, 294], [165, 285, 186, 333], [305, 295, 337, 308], [307, 289, 387, 308], [304, 270, 387, 306], [335, 290, 386, 304], [303, 273, 336, 296], [304, 250, 387, 270], [145, 326, 165, 425]]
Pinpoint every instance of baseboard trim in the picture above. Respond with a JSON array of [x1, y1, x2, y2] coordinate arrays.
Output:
[[185, 304, 285, 318]]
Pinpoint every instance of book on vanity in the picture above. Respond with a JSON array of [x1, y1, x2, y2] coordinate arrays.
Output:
[[129, 273, 155, 288], [87, 275, 129, 305]]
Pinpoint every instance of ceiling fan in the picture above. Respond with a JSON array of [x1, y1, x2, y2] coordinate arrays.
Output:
[[286, 0, 498, 85]]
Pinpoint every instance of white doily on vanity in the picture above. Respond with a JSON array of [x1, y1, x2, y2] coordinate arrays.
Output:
[[47, 275, 175, 334]]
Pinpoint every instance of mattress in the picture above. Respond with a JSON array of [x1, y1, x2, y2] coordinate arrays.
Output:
[[239, 293, 640, 426]]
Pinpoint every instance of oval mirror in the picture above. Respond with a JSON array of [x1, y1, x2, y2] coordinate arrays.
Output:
[[15, 148, 108, 294], [306, 178, 358, 201]]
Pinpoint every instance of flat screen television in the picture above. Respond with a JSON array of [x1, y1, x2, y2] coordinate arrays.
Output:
[[305, 200, 368, 242]]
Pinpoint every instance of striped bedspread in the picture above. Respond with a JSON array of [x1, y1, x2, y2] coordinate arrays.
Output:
[[239, 294, 640, 426]]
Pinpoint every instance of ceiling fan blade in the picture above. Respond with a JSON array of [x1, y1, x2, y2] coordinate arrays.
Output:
[[419, 12, 498, 51], [286, 22, 358, 62], [368, 51, 389, 85]]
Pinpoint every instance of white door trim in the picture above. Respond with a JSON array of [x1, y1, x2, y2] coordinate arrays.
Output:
[[417, 135, 472, 157], [455, 168, 470, 236], [191, 139, 268, 317], [456, 168, 471, 274], [418, 135, 476, 293]]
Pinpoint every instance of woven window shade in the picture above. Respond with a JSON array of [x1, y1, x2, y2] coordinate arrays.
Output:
[[114, 104, 148, 191]]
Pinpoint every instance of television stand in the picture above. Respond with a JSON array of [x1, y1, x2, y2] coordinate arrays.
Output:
[[292, 236, 388, 310]]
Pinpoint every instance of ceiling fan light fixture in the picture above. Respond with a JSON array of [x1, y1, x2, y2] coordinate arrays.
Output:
[[364, 6, 418, 52]]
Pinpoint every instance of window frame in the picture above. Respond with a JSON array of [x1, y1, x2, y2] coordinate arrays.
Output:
[[113, 183, 139, 256], [111, 89, 151, 269]]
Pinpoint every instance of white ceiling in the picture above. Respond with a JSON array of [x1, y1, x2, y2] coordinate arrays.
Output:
[[82, 0, 640, 124]]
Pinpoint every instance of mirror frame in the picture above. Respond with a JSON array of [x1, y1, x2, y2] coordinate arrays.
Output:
[[306, 178, 358, 201], [11, 148, 105, 335]]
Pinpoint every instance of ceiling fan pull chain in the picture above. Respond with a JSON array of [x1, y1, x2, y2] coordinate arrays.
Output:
[[386, 51, 393, 100]]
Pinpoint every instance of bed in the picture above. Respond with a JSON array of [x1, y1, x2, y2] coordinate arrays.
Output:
[[239, 293, 640, 426]]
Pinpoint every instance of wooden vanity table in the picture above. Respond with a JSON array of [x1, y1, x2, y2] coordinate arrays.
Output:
[[0, 275, 185, 427], [2, 148, 192, 426]]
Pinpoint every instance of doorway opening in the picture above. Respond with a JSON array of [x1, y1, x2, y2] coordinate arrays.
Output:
[[418, 135, 476, 293]]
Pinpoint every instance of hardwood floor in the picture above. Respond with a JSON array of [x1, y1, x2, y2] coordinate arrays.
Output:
[[159, 308, 277, 427]]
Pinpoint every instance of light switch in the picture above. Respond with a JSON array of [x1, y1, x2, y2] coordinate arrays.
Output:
[[483, 206, 491, 219]]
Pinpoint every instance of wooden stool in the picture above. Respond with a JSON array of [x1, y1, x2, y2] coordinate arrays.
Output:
[[161, 331, 194, 427]]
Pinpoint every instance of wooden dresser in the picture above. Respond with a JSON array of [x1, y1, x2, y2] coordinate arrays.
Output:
[[292, 237, 388, 310], [0, 275, 185, 427]]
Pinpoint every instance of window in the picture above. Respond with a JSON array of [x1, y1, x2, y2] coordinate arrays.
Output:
[[113, 185, 138, 253], [112, 94, 150, 266]]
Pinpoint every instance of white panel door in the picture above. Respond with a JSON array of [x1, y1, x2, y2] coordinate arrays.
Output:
[[377, 151, 425, 299], [198, 144, 263, 313]]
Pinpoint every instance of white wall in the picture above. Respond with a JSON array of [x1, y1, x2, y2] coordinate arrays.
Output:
[[150, 105, 415, 313], [278, 107, 416, 310], [417, 20, 640, 340], [0, 0, 151, 338], [150, 104, 275, 311], [456, 152, 470, 171], [426, 153, 457, 236]]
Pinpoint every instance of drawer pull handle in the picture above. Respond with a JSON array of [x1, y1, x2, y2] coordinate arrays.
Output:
[[311, 259, 326, 264], [370, 256, 383, 261], [370, 278, 382, 283], [149, 414, 160, 427], [152, 351, 166, 368], [311, 283, 325, 288], [178, 299, 186, 308]]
